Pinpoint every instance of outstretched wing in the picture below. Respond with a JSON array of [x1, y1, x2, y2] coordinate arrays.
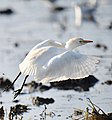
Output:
[[41, 51, 100, 83], [30, 39, 63, 52], [19, 46, 65, 76], [19, 39, 64, 76]]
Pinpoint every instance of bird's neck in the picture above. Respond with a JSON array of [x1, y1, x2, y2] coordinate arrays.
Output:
[[65, 43, 78, 51]]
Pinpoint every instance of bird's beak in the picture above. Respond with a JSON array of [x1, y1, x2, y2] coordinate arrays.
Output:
[[83, 40, 93, 43]]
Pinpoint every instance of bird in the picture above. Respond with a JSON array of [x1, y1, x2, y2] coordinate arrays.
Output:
[[74, 0, 98, 27], [5, 37, 100, 99]]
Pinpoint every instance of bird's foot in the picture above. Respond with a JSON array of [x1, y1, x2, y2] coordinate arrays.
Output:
[[14, 88, 22, 99]]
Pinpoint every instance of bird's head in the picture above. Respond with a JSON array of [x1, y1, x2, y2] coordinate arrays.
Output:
[[65, 37, 93, 50]]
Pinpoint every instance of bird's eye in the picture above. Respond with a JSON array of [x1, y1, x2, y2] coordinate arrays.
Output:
[[79, 40, 83, 43]]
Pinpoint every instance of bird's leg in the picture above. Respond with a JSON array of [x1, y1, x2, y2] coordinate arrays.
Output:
[[3, 72, 22, 91], [14, 75, 29, 99]]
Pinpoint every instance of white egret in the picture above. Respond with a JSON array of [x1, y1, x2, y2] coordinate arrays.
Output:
[[74, 0, 98, 27], [5, 37, 99, 99]]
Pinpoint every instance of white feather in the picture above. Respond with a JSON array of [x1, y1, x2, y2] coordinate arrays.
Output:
[[19, 38, 100, 83], [40, 51, 99, 83], [19, 46, 64, 76]]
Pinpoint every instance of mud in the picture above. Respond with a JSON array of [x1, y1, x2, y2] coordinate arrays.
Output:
[[32, 96, 55, 106], [24, 81, 51, 93], [108, 22, 112, 30], [50, 75, 99, 91], [0, 8, 14, 15], [102, 80, 112, 85], [9, 104, 30, 120], [51, 6, 68, 12], [14, 42, 19, 48], [95, 43, 108, 51], [0, 77, 14, 91], [0, 106, 4, 120]]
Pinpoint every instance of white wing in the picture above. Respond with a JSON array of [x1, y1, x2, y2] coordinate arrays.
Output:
[[19, 39, 64, 76], [40, 51, 100, 83], [30, 39, 63, 52], [19, 46, 65, 76]]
